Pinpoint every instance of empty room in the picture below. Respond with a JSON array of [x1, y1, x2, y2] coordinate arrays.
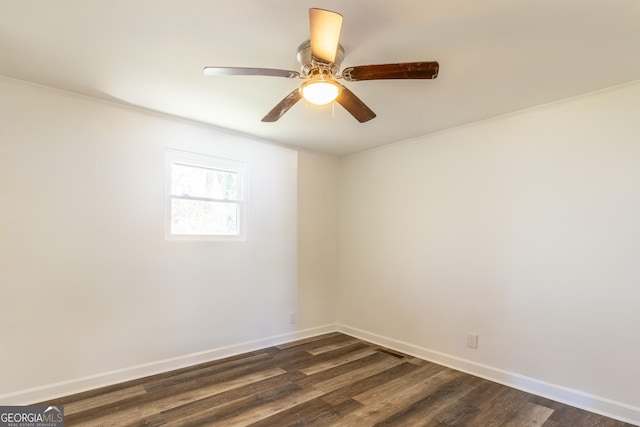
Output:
[[1, 1, 639, 426]]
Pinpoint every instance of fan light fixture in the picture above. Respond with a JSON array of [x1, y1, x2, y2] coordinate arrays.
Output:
[[202, 8, 439, 123], [301, 77, 340, 105]]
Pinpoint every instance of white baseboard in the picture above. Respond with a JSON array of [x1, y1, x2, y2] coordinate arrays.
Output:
[[5, 323, 637, 426], [337, 324, 640, 427], [0, 324, 337, 406]]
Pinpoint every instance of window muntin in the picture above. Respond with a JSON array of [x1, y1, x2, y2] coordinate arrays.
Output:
[[166, 150, 246, 240]]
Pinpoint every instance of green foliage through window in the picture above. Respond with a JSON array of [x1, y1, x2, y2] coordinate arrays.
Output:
[[166, 150, 246, 240]]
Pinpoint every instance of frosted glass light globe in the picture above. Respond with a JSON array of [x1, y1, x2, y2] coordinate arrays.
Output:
[[301, 80, 340, 105]]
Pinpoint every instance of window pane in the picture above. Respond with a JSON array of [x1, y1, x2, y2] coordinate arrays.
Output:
[[171, 164, 238, 200], [171, 198, 239, 235]]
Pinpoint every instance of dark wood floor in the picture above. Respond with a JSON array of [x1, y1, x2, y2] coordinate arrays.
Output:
[[42, 333, 633, 426]]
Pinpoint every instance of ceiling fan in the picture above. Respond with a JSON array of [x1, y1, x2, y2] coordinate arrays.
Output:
[[203, 8, 439, 123]]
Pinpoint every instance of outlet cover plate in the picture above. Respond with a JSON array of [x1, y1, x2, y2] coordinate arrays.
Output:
[[467, 333, 478, 349]]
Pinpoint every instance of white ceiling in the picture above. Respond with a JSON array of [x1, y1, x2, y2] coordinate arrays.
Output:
[[1, 1, 639, 156]]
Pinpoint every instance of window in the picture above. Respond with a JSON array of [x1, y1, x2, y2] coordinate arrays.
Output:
[[165, 149, 247, 241]]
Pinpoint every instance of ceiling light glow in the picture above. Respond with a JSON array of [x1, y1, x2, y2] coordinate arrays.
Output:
[[301, 79, 340, 105]]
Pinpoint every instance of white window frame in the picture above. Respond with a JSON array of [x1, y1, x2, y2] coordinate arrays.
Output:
[[165, 149, 247, 241]]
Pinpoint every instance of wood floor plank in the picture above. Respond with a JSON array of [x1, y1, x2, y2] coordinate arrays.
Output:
[[299, 346, 378, 376], [142, 352, 272, 393], [167, 383, 325, 426], [158, 371, 306, 423], [306, 337, 362, 355], [309, 354, 405, 393], [464, 386, 530, 426], [458, 379, 506, 408], [320, 361, 422, 406], [292, 399, 365, 427], [433, 402, 482, 425], [275, 332, 342, 349], [502, 401, 555, 427], [70, 407, 147, 427], [62, 385, 147, 416], [65, 366, 286, 426], [352, 362, 448, 405], [41, 333, 630, 427], [160, 381, 303, 427], [245, 396, 334, 427], [276, 333, 352, 351], [545, 405, 631, 427], [295, 352, 391, 388], [148, 366, 287, 411], [373, 374, 485, 426], [279, 342, 371, 373], [350, 368, 466, 424]]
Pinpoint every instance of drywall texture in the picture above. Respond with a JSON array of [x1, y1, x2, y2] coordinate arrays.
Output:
[[0, 77, 299, 398], [338, 82, 640, 412], [297, 150, 339, 328]]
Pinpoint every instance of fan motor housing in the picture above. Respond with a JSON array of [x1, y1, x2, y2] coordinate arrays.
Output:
[[296, 40, 344, 76]]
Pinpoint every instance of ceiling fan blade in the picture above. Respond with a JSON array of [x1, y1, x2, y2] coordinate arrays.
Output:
[[335, 84, 376, 123], [203, 67, 299, 79], [309, 8, 343, 63], [261, 89, 303, 122], [342, 62, 439, 81]]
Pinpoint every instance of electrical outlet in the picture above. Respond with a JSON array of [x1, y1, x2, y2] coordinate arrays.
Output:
[[467, 333, 478, 349], [289, 313, 297, 325]]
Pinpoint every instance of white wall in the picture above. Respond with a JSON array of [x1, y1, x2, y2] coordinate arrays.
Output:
[[297, 150, 339, 328], [338, 81, 640, 423], [3, 70, 637, 423], [0, 76, 337, 403]]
